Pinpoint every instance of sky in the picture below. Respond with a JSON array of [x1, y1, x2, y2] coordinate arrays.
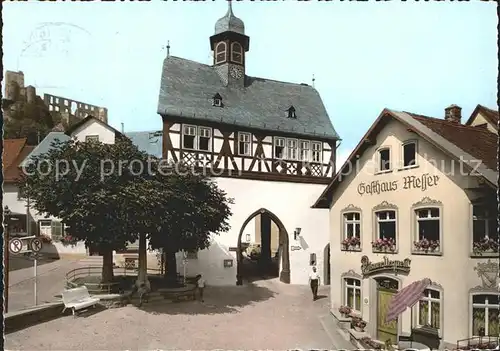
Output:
[[3, 1, 498, 166]]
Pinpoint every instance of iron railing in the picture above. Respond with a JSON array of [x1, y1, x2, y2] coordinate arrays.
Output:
[[456, 336, 499, 350]]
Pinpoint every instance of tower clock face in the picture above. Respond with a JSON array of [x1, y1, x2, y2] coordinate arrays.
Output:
[[230, 66, 243, 80]]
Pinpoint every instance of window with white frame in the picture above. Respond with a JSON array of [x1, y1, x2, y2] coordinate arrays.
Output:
[[39, 220, 65, 240], [414, 208, 441, 253], [402, 141, 417, 168], [472, 204, 498, 251], [342, 212, 361, 250], [344, 278, 361, 312], [85, 135, 99, 142], [374, 210, 397, 250], [238, 132, 251, 156], [231, 42, 243, 64], [287, 139, 298, 160], [274, 138, 285, 159], [378, 148, 391, 172], [299, 140, 310, 162], [198, 127, 211, 151], [183, 125, 197, 149], [472, 294, 499, 337], [215, 42, 227, 64], [417, 288, 441, 330], [312, 142, 322, 163]]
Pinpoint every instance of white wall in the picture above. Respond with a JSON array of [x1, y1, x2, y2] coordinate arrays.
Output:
[[178, 177, 330, 285], [71, 119, 116, 144]]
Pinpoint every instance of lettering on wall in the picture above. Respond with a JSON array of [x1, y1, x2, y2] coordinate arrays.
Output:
[[360, 255, 411, 277], [357, 173, 439, 196]]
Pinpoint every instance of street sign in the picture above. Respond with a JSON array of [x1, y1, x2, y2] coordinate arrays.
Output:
[[30, 238, 43, 252], [9, 238, 23, 254]]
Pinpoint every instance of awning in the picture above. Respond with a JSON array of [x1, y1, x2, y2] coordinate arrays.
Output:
[[386, 278, 432, 323]]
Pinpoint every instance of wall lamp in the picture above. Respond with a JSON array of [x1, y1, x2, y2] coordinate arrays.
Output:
[[294, 227, 301, 240], [245, 234, 251, 242]]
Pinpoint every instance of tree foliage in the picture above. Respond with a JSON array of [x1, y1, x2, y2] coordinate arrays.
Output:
[[19, 137, 233, 284]]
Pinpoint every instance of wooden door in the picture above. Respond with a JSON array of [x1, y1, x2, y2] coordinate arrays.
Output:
[[377, 288, 398, 344]]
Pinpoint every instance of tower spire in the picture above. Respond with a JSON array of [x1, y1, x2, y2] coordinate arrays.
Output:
[[167, 40, 170, 57], [312, 74, 315, 88]]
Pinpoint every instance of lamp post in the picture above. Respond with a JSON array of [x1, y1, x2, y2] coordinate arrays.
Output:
[[4, 205, 11, 313]]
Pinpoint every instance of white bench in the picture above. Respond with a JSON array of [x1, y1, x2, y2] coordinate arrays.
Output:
[[62, 286, 100, 316]]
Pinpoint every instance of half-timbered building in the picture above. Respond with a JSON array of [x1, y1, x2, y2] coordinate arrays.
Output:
[[157, 3, 340, 285]]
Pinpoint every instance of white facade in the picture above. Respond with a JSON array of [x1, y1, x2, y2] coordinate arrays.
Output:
[[175, 177, 331, 285], [70, 118, 117, 144]]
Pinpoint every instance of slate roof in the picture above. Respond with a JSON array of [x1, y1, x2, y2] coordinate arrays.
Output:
[[157, 56, 339, 140], [125, 131, 163, 158], [65, 115, 125, 138], [313, 108, 498, 208], [3, 138, 36, 183], [215, 2, 245, 35]]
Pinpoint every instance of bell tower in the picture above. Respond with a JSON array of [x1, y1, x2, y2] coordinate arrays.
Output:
[[209, 1, 249, 87]]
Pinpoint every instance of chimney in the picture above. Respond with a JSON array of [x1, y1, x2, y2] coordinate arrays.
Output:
[[444, 104, 462, 123]]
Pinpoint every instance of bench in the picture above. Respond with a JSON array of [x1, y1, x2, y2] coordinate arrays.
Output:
[[62, 286, 100, 316]]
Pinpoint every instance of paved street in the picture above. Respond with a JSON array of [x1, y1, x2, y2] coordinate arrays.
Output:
[[7, 256, 101, 312], [6, 278, 353, 350]]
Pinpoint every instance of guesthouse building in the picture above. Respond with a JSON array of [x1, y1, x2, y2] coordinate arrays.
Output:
[[313, 105, 498, 348]]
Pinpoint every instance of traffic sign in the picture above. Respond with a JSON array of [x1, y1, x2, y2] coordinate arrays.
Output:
[[9, 238, 23, 254], [30, 238, 43, 252]]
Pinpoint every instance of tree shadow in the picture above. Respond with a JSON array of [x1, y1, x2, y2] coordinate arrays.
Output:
[[76, 304, 107, 317], [138, 282, 276, 315], [8, 251, 59, 272], [315, 294, 327, 300]]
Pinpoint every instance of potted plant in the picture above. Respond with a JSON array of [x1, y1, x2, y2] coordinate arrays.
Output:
[[338, 305, 352, 318], [60, 235, 78, 247], [371, 237, 396, 252], [414, 238, 440, 253], [39, 234, 52, 244], [351, 316, 367, 332], [341, 236, 360, 250]]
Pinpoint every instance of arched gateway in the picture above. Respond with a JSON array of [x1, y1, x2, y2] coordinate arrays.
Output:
[[236, 208, 290, 285]]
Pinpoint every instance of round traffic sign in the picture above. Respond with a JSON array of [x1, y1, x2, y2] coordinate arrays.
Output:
[[30, 238, 43, 252], [9, 238, 23, 254]]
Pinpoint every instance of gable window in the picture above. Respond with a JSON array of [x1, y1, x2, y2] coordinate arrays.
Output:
[[274, 138, 285, 159], [287, 106, 296, 119], [312, 142, 322, 163], [373, 210, 397, 252], [299, 141, 310, 162], [472, 294, 499, 337], [341, 212, 361, 251], [472, 204, 498, 255], [413, 208, 441, 254], [198, 127, 211, 151], [238, 132, 251, 156], [287, 139, 298, 160], [183, 125, 197, 149], [402, 141, 417, 168], [231, 42, 243, 64], [344, 278, 361, 312], [215, 42, 227, 64], [418, 288, 441, 330], [378, 147, 391, 172], [85, 135, 99, 142], [212, 93, 223, 107]]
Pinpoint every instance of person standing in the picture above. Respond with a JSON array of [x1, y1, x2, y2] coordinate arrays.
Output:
[[308, 266, 320, 301], [196, 274, 206, 302]]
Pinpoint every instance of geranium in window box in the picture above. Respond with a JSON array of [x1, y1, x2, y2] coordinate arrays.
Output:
[[351, 316, 367, 332], [338, 305, 352, 317], [60, 235, 78, 247], [371, 237, 396, 252], [360, 337, 384, 350], [473, 237, 499, 254], [413, 238, 440, 253], [341, 236, 360, 251]]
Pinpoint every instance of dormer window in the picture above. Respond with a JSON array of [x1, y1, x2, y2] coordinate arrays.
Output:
[[231, 42, 243, 64], [215, 42, 227, 64], [287, 106, 296, 119], [212, 93, 223, 107]]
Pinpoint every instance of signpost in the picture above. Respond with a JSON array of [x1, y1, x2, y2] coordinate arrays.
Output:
[[30, 238, 43, 306]]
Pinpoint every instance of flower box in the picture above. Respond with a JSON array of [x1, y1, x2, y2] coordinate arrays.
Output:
[[372, 237, 396, 252], [473, 237, 499, 254], [414, 238, 440, 253], [341, 236, 361, 251], [338, 305, 352, 317], [351, 316, 367, 332]]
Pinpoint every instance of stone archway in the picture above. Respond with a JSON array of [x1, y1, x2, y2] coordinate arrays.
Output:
[[236, 208, 290, 285]]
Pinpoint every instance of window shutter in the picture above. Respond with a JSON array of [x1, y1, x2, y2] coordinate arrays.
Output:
[[51, 221, 63, 240]]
